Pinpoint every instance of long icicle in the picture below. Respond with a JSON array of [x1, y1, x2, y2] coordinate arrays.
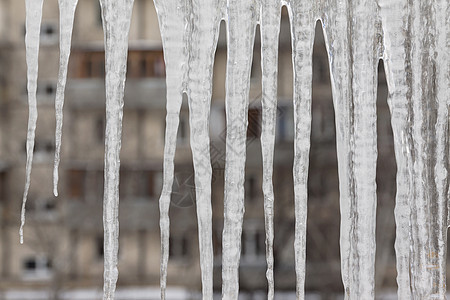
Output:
[[222, 0, 257, 298], [433, 0, 450, 295], [322, 0, 379, 297], [53, 0, 79, 197], [152, 0, 190, 298], [409, 0, 448, 297], [20, 0, 44, 245], [259, 0, 281, 298], [187, 0, 222, 298], [99, 0, 135, 299], [287, 1, 315, 298], [408, 0, 439, 296], [321, 2, 352, 295], [379, 0, 412, 297], [347, 0, 379, 298]]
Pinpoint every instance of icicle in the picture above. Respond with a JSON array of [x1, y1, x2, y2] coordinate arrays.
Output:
[[321, 2, 352, 296], [378, 0, 412, 297], [20, 0, 44, 245], [322, 0, 379, 297], [187, 0, 222, 298], [53, 0, 79, 197], [152, 0, 190, 298], [98, 0, 134, 299], [407, 0, 449, 297], [286, 1, 315, 298], [259, 1, 281, 299], [427, 0, 449, 296], [346, 1, 379, 296], [221, 1, 257, 298], [381, 0, 449, 297]]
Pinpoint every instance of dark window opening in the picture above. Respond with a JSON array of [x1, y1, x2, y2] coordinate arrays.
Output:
[[68, 169, 85, 199], [74, 50, 165, 79], [96, 236, 104, 259], [169, 236, 189, 258], [247, 108, 261, 139], [96, 117, 105, 143], [45, 84, 55, 95], [24, 259, 36, 270], [44, 26, 54, 35], [245, 175, 256, 201]]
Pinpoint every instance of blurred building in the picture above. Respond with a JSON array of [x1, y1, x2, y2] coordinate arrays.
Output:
[[0, 0, 397, 298]]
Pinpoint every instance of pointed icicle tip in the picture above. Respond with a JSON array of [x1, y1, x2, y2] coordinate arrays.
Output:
[[53, 168, 59, 197]]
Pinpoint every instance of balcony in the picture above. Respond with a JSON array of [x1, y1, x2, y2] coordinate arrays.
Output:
[[65, 78, 167, 109]]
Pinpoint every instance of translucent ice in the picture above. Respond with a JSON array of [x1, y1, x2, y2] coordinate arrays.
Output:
[[98, 0, 135, 298], [20, 0, 44, 245], [53, 0, 79, 197]]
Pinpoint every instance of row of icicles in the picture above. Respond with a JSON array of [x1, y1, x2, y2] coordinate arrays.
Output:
[[20, 0, 449, 300]]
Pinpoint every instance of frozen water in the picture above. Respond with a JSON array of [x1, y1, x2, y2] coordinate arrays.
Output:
[[186, 0, 222, 299], [20, 0, 449, 299], [53, 0, 79, 197], [221, 1, 258, 298], [152, 0, 190, 298], [98, 0, 135, 299], [285, 1, 315, 298], [260, 1, 281, 298], [20, 0, 44, 245]]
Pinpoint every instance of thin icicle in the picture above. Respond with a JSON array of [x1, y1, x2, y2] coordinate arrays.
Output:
[[153, 0, 190, 298], [222, 1, 257, 298], [99, 0, 135, 299], [187, 0, 222, 298], [379, 0, 412, 297], [259, 1, 281, 298], [321, 3, 352, 295], [53, 0, 79, 197], [286, 1, 315, 298], [428, 0, 449, 296], [20, 0, 44, 245]]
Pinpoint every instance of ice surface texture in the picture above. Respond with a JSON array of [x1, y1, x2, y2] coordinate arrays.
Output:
[[21, 0, 448, 299]]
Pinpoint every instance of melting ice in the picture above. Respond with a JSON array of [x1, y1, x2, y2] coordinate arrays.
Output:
[[21, 0, 449, 299]]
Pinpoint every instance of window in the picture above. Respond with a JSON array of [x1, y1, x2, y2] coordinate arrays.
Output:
[[127, 50, 165, 78], [119, 170, 162, 201], [247, 108, 261, 139], [85, 170, 104, 201], [169, 236, 189, 259], [276, 105, 294, 143], [22, 255, 53, 280], [43, 83, 55, 95], [241, 227, 265, 262], [74, 50, 165, 79], [68, 169, 86, 200], [74, 51, 105, 78], [40, 23, 58, 44], [68, 169, 104, 202], [245, 174, 257, 201], [38, 81, 57, 102], [96, 236, 104, 260], [95, 117, 105, 144]]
